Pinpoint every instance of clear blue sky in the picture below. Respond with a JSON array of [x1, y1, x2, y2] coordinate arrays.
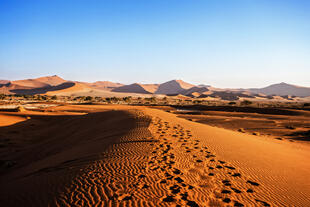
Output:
[[1, 0, 309, 88]]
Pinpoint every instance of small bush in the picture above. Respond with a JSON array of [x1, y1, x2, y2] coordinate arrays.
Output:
[[85, 96, 93, 101], [241, 100, 252, 105]]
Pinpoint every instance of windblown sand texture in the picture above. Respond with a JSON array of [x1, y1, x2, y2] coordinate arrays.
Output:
[[0, 105, 310, 206]]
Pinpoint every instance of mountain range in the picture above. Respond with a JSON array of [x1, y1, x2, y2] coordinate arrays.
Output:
[[1, 75, 310, 100]]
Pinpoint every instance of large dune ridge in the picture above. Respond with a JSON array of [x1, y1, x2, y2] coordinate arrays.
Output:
[[34, 75, 67, 86], [85, 81, 124, 91], [10, 75, 66, 88], [0, 105, 309, 206], [249, 82, 310, 97], [112, 83, 160, 94], [156, 80, 195, 95], [0, 80, 10, 85], [45, 82, 92, 95]]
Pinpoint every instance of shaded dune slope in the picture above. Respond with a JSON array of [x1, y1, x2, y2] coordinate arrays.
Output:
[[10, 82, 76, 95], [0, 110, 152, 206], [112, 83, 156, 94]]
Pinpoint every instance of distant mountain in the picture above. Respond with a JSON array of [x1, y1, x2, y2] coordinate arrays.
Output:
[[155, 80, 195, 94], [112, 83, 159, 94], [249, 82, 310, 97]]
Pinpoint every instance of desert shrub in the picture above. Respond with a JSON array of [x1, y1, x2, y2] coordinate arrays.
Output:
[[303, 103, 310, 107], [0, 94, 6, 100], [241, 100, 252, 105], [123, 96, 132, 102], [144, 97, 156, 103], [285, 125, 295, 130], [228, 101, 236, 105], [85, 96, 93, 101], [51, 95, 57, 100], [193, 100, 203, 104]]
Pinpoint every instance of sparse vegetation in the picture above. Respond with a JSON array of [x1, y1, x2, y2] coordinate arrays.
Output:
[[241, 100, 252, 106], [304, 103, 310, 107], [0, 94, 309, 110], [85, 96, 93, 101]]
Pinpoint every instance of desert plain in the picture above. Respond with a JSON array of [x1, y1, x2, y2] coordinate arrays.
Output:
[[0, 102, 310, 207]]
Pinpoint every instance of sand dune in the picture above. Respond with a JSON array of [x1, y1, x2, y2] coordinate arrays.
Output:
[[156, 80, 195, 94], [11, 80, 50, 88], [10, 75, 65, 88], [1, 105, 309, 206], [0, 75, 68, 95], [86, 81, 124, 91], [249, 82, 310, 97], [46, 82, 92, 95], [0, 113, 27, 127], [34, 75, 67, 86], [113, 83, 159, 94], [0, 80, 10, 85]]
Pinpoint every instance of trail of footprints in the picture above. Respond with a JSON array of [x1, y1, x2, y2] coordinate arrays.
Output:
[[135, 117, 272, 207], [60, 115, 272, 206]]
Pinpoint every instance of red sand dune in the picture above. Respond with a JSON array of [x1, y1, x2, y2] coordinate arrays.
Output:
[[112, 83, 159, 94], [1, 105, 309, 206]]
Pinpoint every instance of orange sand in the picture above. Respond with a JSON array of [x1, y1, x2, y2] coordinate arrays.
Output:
[[0, 105, 309, 206]]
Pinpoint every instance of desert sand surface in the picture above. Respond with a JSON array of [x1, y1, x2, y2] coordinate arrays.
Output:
[[156, 105, 310, 142], [1, 105, 310, 206]]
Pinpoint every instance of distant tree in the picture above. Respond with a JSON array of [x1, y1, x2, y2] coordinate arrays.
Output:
[[228, 101, 236, 105]]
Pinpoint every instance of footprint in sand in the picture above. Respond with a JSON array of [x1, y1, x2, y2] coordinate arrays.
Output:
[[247, 180, 260, 186], [221, 189, 232, 194], [234, 201, 244, 206], [246, 188, 254, 193], [169, 184, 181, 194], [117, 193, 132, 201], [222, 198, 231, 203], [255, 199, 271, 206], [231, 187, 242, 193], [232, 173, 241, 177], [162, 195, 175, 202], [222, 180, 231, 186]]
